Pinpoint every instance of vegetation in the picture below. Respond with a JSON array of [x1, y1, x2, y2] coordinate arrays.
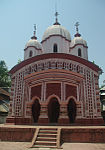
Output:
[[0, 60, 11, 87], [17, 59, 22, 64]]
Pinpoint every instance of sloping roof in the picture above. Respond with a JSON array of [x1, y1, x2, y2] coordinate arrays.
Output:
[[0, 100, 9, 113], [101, 86, 105, 91], [101, 93, 105, 96], [0, 88, 10, 97], [0, 105, 8, 112]]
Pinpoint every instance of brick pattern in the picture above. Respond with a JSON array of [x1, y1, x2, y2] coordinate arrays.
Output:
[[0, 127, 105, 143], [31, 85, 41, 99], [7, 55, 102, 125], [65, 84, 77, 99], [46, 83, 61, 99]]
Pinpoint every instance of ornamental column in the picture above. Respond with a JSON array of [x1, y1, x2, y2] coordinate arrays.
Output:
[[38, 103, 49, 124], [58, 102, 69, 124]]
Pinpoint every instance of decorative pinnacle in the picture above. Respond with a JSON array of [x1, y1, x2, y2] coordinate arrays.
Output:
[[31, 24, 37, 39], [53, 11, 60, 25], [34, 24, 36, 36], [75, 22, 79, 33], [74, 22, 81, 37], [55, 11, 59, 23]]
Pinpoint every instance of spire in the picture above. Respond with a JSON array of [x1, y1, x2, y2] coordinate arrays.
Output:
[[53, 11, 60, 25], [74, 22, 81, 37], [31, 24, 37, 39]]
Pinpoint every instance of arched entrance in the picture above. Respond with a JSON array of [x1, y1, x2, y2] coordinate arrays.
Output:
[[48, 97, 60, 123], [32, 99, 40, 123], [67, 99, 76, 123]]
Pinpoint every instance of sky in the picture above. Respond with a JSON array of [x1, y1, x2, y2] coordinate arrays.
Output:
[[0, 0, 105, 86]]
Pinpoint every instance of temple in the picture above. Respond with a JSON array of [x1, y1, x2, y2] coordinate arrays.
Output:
[[6, 14, 103, 125]]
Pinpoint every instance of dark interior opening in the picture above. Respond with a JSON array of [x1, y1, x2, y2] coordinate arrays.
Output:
[[48, 97, 60, 123], [32, 99, 40, 123], [78, 48, 81, 57], [67, 99, 76, 123], [53, 44, 58, 53]]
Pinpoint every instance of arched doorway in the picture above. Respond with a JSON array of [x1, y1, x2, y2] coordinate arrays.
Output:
[[67, 99, 76, 123], [32, 99, 40, 123], [48, 97, 60, 123]]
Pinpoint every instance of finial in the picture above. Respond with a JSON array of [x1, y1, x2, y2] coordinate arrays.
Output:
[[53, 11, 60, 25], [74, 22, 81, 37], [34, 24, 36, 36], [31, 24, 37, 39], [55, 12, 59, 23], [75, 22, 79, 33]]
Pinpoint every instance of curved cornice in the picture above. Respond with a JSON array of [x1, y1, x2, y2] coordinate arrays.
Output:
[[70, 43, 88, 49], [41, 34, 71, 43], [9, 53, 101, 74], [24, 46, 42, 51]]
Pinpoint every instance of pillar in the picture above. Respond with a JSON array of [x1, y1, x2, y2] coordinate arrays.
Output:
[[58, 102, 69, 124], [38, 103, 49, 124]]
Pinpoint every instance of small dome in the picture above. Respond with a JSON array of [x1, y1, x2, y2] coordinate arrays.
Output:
[[25, 38, 42, 50], [42, 24, 71, 42], [70, 36, 87, 47]]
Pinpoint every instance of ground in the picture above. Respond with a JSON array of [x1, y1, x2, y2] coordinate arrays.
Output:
[[0, 142, 105, 150]]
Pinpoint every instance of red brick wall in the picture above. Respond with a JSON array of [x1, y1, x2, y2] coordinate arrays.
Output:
[[31, 85, 41, 99], [0, 127, 35, 142], [61, 128, 105, 143], [0, 126, 105, 143], [66, 84, 77, 99], [46, 83, 61, 99]]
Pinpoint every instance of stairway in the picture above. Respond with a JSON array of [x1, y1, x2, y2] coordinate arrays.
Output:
[[31, 127, 61, 148]]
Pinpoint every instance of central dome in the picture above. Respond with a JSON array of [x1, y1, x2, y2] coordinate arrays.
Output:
[[42, 24, 71, 42]]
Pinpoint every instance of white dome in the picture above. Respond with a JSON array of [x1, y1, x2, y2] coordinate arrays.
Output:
[[70, 36, 87, 47], [25, 38, 42, 50], [42, 24, 71, 41]]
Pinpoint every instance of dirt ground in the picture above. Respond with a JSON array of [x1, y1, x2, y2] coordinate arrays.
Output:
[[0, 142, 105, 150]]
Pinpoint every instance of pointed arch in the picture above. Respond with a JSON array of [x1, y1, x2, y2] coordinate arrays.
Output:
[[47, 96, 60, 123], [46, 94, 61, 105], [67, 97, 77, 123], [31, 98, 41, 123]]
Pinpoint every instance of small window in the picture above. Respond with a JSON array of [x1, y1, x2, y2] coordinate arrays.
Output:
[[53, 44, 58, 53], [78, 48, 81, 57], [29, 51, 33, 57]]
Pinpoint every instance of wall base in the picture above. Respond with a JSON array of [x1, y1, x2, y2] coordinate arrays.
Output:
[[0, 125, 105, 143], [6, 117, 104, 126], [6, 117, 32, 125]]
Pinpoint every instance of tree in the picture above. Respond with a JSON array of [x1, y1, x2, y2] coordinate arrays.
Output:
[[0, 60, 11, 87], [17, 59, 22, 64]]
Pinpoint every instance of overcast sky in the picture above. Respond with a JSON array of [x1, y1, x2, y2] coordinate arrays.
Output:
[[0, 0, 105, 86]]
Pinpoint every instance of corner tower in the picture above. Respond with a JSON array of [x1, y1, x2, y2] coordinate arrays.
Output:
[[70, 22, 88, 60], [24, 25, 42, 60]]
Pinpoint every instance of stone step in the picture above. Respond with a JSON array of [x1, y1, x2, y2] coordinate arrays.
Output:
[[31, 127, 61, 149], [39, 130, 57, 134], [38, 133, 57, 137], [40, 128, 57, 130], [35, 140, 57, 146], [32, 145, 57, 148], [37, 137, 57, 141]]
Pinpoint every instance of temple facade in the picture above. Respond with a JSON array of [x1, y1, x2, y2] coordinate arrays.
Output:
[[6, 15, 103, 125]]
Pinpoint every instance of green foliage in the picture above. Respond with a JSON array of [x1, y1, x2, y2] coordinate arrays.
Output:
[[0, 60, 11, 87], [17, 59, 22, 64], [92, 61, 95, 64]]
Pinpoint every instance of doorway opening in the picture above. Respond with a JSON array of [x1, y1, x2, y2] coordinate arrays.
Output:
[[67, 98, 76, 123], [32, 99, 40, 123], [48, 97, 60, 123]]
